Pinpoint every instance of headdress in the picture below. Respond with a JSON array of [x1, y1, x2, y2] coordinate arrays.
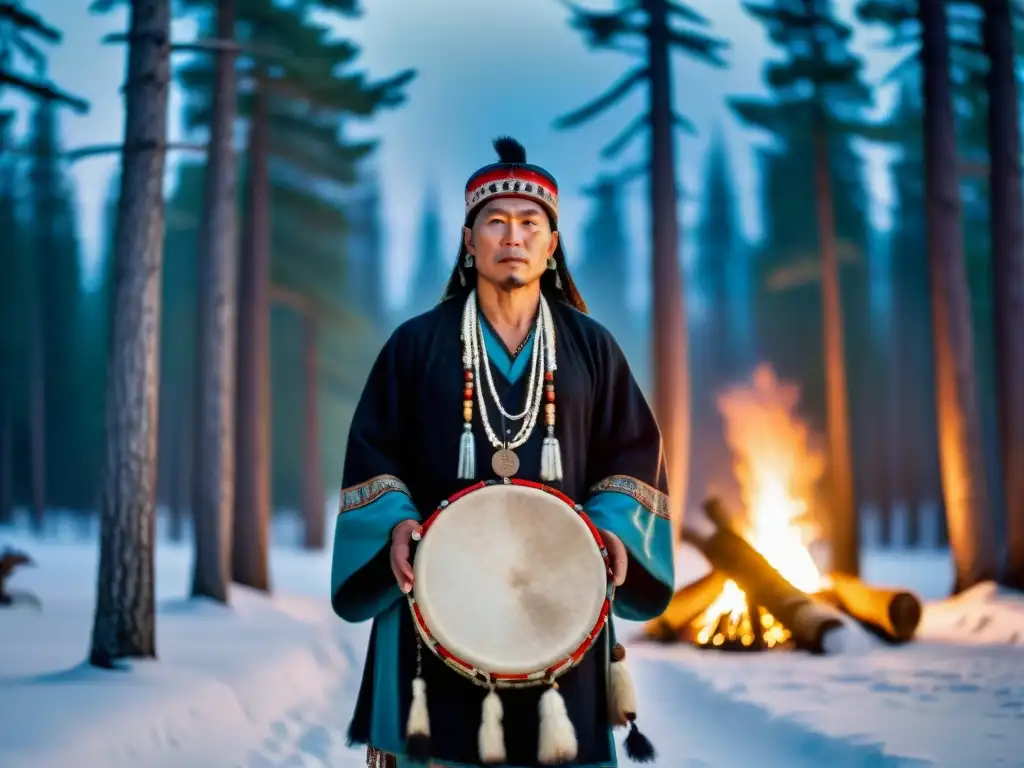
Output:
[[439, 137, 588, 313]]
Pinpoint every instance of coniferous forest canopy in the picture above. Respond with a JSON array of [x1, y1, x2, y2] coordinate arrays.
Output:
[[1, 0, 1024, 604]]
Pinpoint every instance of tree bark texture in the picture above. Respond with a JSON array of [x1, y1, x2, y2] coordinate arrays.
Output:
[[647, 0, 690, 538], [233, 80, 271, 591], [301, 316, 325, 550], [191, 0, 239, 603], [88, 0, 170, 667], [812, 129, 859, 574], [983, 0, 1024, 589], [919, 0, 998, 591]]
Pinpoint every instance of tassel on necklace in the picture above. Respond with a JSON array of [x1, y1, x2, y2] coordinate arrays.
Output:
[[539, 367, 562, 482], [458, 423, 476, 480], [540, 426, 563, 483]]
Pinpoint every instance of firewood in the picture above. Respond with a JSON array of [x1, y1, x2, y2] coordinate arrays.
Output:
[[643, 570, 728, 642], [690, 498, 845, 655], [820, 573, 922, 644]]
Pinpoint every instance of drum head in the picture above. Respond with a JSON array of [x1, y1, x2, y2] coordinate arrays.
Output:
[[413, 483, 607, 676]]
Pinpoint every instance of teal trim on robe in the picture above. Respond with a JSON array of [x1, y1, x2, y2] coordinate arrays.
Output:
[[584, 490, 674, 621], [331, 487, 418, 623], [370, 602, 404, 756], [478, 319, 535, 383]]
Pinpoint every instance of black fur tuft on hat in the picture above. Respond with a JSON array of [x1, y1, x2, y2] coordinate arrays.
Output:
[[493, 136, 527, 164]]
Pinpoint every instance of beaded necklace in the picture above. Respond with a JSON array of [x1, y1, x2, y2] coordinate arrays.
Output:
[[457, 289, 562, 482]]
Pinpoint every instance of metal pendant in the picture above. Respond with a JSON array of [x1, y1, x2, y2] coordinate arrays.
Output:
[[491, 448, 520, 478]]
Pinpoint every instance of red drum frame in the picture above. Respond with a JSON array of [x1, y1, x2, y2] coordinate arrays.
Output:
[[407, 478, 615, 691]]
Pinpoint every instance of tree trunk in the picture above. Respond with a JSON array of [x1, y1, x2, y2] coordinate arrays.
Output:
[[191, 0, 239, 603], [984, 0, 1024, 590], [918, 0, 998, 592], [0, 395, 11, 525], [233, 79, 271, 591], [28, 283, 45, 534], [88, 0, 170, 668], [166, 393, 186, 543], [647, 0, 690, 538], [812, 130, 859, 573], [301, 316, 324, 550]]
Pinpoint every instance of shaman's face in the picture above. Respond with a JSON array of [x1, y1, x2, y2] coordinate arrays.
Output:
[[464, 197, 559, 292]]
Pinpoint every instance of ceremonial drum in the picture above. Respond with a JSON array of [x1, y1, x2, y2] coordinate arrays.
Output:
[[409, 478, 613, 689]]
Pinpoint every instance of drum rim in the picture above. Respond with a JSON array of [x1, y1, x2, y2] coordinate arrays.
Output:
[[408, 478, 614, 690]]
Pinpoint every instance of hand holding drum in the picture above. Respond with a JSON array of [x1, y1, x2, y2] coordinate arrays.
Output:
[[601, 528, 628, 587], [390, 519, 422, 594]]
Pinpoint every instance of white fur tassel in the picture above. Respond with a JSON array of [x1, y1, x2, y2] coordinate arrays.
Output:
[[540, 432, 563, 482], [538, 685, 577, 764], [457, 424, 476, 480], [609, 659, 638, 727], [405, 676, 431, 761], [478, 689, 506, 764]]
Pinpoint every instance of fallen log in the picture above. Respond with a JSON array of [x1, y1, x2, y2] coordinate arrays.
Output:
[[685, 498, 846, 655], [820, 572, 922, 644], [643, 570, 728, 642]]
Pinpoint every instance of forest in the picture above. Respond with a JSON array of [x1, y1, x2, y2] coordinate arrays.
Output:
[[1, 0, 1022, 666]]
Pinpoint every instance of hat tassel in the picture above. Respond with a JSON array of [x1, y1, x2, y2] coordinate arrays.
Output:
[[538, 683, 578, 765], [405, 637, 431, 762], [610, 645, 656, 763], [478, 687, 507, 764]]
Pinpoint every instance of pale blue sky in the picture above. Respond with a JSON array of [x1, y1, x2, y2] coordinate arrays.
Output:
[[3, 0, 902, 310]]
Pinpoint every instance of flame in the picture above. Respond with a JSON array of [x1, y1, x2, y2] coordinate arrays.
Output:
[[694, 365, 827, 649]]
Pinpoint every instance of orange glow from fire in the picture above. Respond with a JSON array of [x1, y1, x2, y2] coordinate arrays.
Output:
[[695, 365, 827, 648]]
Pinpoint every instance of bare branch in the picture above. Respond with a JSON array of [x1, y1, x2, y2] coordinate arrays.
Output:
[[61, 141, 208, 163], [601, 113, 648, 158], [102, 32, 293, 62], [553, 66, 648, 130], [673, 112, 697, 134], [0, 71, 89, 113], [666, 1, 712, 27], [0, 3, 61, 42]]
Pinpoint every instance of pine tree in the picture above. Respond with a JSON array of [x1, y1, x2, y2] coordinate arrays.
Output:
[[176, 0, 414, 573], [88, 0, 172, 668], [732, 0, 875, 573], [0, 111, 26, 525], [555, 0, 730, 531]]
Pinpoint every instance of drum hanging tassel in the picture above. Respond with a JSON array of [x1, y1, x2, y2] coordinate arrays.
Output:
[[610, 644, 656, 762], [608, 648, 638, 727], [405, 676, 431, 761], [405, 635, 431, 763], [458, 424, 476, 480], [478, 688, 506, 764], [538, 684, 577, 764]]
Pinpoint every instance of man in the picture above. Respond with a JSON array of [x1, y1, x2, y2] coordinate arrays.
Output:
[[332, 137, 674, 767]]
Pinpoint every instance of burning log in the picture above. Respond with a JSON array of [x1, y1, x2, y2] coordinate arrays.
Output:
[[684, 498, 846, 655], [819, 573, 922, 644], [643, 570, 727, 642]]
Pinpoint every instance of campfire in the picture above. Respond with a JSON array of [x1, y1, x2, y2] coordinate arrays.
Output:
[[646, 366, 923, 653], [693, 366, 826, 651]]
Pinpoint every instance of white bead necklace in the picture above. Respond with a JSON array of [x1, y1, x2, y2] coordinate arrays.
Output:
[[464, 293, 546, 450], [457, 289, 562, 482]]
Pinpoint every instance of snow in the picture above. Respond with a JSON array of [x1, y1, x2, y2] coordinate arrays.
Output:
[[2, 517, 1024, 767]]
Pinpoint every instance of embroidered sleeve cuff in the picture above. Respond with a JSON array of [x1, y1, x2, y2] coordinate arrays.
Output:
[[589, 475, 670, 521], [339, 474, 412, 515]]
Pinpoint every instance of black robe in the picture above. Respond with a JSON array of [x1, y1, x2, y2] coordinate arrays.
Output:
[[332, 293, 674, 767]]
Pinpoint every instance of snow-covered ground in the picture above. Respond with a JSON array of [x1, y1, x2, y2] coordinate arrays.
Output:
[[2, 516, 1023, 768]]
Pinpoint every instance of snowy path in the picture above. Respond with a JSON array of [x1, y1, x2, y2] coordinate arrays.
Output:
[[4, 532, 1024, 768], [240, 627, 1024, 768]]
